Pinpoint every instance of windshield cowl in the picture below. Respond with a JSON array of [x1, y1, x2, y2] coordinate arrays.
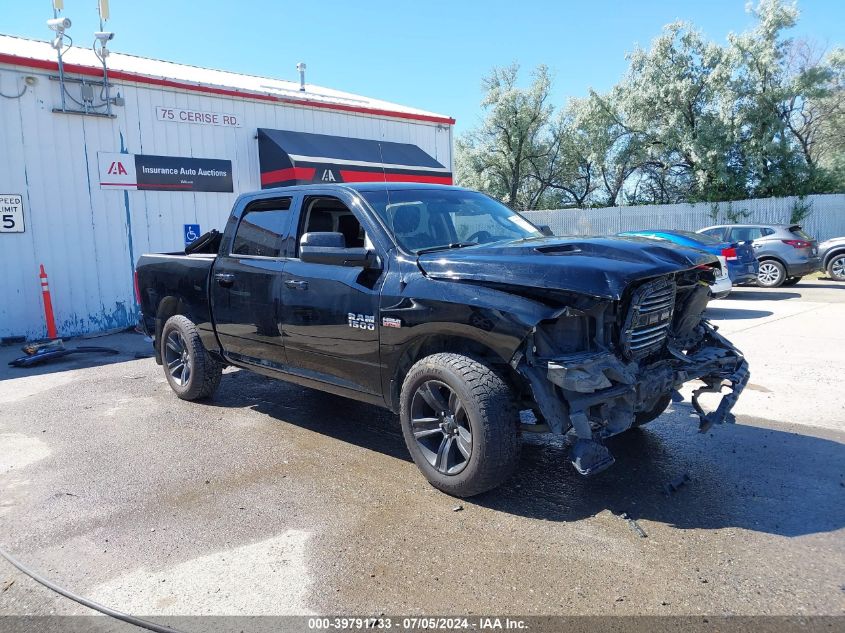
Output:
[[415, 241, 479, 255]]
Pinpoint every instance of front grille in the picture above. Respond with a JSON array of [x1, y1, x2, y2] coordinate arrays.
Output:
[[621, 277, 676, 360]]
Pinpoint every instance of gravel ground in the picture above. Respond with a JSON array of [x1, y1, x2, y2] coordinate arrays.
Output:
[[0, 280, 843, 623]]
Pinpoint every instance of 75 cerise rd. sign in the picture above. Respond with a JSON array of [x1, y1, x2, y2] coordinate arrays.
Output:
[[156, 106, 241, 128]]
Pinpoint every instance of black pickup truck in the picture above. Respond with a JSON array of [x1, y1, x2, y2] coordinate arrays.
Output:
[[136, 183, 748, 497]]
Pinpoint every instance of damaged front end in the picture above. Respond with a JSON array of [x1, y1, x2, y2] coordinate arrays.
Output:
[[513, 268, 749, 477]]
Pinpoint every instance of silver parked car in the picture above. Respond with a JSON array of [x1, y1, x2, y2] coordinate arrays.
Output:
[[697, 224, 821, 288], [819, 236, 845, 281]]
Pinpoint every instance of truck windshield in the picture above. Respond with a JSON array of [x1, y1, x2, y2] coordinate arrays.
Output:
[[359, 189, 543, 254]]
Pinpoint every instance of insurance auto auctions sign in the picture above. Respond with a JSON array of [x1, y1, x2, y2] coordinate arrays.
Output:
[[98, 152, 233, 192]]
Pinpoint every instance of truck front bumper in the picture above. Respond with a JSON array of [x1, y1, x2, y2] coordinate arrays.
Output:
[[516, 323, 749, 475]]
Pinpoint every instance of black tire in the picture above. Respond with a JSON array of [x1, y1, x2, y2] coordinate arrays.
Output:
[[782, 276, 802, 286], [161, 315, 222, 400], [632, 394, 671, 428], [756, 259, 786, 288], [399, 353, 520, 497], [827, 254, 845, 281]]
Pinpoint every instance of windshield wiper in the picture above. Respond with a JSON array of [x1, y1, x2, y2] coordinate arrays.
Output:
[[415, 242, 478, 255]]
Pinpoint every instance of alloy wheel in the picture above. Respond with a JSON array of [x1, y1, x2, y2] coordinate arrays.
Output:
[[410, 380, 473, 475], [758, 262, 782, 286], [163, 330, 192, 386], [832, 255, 845, 281]]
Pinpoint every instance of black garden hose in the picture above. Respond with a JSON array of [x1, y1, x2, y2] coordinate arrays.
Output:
[[8, 347, 120, 368], [0, 545, 186, 633]]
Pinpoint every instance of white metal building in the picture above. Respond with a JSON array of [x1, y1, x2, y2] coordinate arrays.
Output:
[[0, 34, 454, 340]]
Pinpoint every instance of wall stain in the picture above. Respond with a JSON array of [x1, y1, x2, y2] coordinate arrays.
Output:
[[120, 131, 140, 326], [20, 302, 135, 341]]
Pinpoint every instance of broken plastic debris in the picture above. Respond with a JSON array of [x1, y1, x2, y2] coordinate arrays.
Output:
[[664, 473, 692, 496], [619, 512, 648, 538]]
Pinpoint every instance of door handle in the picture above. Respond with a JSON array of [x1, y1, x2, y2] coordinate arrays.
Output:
[[214, 272, 235, 287], [285, 279, 309, 290]]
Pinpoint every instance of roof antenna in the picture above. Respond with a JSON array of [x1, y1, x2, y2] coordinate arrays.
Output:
[[377, 142, 393, 233], [377, 142, 388, 184]]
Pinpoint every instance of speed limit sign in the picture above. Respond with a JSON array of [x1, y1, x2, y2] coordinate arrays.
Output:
[[0, 194, 25, 233]]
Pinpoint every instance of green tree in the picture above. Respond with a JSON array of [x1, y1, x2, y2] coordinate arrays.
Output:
[[799, 47, 845, 189], [457, 0, 844, 209], [525, 108, 598, 208], [728, 0, 844, 195], [569, 91, 646, 206], [455, 64, 556, 209], [617, 21, 741, 203]]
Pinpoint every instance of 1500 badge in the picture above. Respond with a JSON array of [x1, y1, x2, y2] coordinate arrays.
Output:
[[348, 313, 375, 330]]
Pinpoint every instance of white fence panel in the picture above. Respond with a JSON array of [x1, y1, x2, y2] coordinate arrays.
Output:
[[523, 194, 845, 241]]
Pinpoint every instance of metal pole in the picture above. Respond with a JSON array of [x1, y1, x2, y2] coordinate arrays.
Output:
[[56, 45, 67, 111], [53, 5, 67, 111], [98, 1, 111, 115], [103, 61, 112, 116]]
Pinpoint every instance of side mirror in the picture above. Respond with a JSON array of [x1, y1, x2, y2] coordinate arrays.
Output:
[[299, 232, 378, 268], [538, 224, 554, 237]]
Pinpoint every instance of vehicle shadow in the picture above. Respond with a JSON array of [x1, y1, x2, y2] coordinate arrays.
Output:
[[478, 415, 845, 538], [209, 368, 412, 462], [705, 306, 774, 320], [724, 289, 801, 301], [793, 281, 844, 289], [208, 369, 845, 539]]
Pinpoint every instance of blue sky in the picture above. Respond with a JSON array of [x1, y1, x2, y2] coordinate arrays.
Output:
[[3, 1, 843, 133]]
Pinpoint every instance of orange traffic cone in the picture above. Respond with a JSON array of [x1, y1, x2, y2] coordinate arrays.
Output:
[[39, 264, 58, 339]]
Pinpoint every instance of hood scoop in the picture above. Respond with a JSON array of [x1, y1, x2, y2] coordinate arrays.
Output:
[[535, 244, 582, 255]]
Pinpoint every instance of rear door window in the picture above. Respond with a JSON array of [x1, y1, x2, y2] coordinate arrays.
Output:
[[701, 227, 728, 240], [232, 197, 292, 258], [729, 227, 763, 242]]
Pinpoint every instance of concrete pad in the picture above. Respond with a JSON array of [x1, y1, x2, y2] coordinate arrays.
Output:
[[89, 531, 312, 615], [703, 285, 845, 431]]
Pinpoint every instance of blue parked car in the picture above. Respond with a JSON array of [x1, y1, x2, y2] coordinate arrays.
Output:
[[618, 230, 759, 298]]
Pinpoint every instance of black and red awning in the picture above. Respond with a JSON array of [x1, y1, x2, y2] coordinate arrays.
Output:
[[257, 128, 452, 188]]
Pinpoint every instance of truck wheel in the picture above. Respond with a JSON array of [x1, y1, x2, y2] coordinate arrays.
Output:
[[757, 260, 786, 287], [161, 315, 222, 400], [399, 353, 520, 497], [632, 394, 671, 428]]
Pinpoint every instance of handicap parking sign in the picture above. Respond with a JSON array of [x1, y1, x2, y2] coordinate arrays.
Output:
[[184, 224, 201, 246]]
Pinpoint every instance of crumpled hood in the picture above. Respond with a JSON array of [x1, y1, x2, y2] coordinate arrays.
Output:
[[416, 236, 718, 300]]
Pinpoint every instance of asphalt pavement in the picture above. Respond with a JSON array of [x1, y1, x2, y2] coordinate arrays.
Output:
[[1, 280, 843, 623]]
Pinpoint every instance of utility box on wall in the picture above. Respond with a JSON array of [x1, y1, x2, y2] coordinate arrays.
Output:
[[0, 34, 454, 340]]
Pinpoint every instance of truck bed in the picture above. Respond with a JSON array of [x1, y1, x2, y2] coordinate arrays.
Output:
[[135, 252, 217, 358]]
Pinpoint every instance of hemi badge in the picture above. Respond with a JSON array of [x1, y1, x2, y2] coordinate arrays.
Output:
[[382, 317, 402, 328]]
